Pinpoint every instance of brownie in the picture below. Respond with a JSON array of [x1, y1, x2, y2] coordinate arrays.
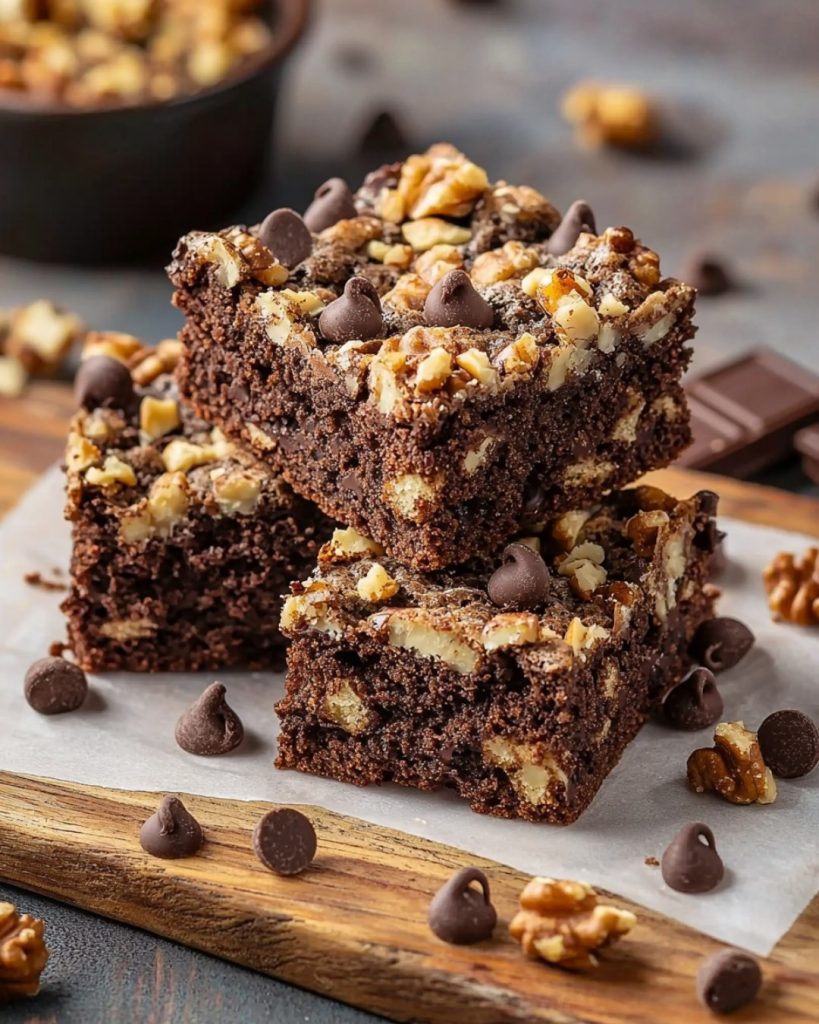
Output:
[[276, 486, 719, 824], [168, 143, 695, 571], [62, 333, 332, 673]]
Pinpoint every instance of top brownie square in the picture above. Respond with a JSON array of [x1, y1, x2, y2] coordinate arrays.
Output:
[[169, 143, 695, 571]]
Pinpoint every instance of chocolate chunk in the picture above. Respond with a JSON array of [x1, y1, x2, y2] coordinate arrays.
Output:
[[319, 276, 384, 343], [257, 208, 312, 269], [696, 949, 762, 1014], [140, 796, 204, 859], [695, 489, 720, 518], [428, 867, 497, 944], [175, 682, 244, 756], [546, 200, 597, 255], [682, 350, 819, 477], [24, 656, 87, 715], [690, 618, 754, 673], [680, 252, 733, 296], [661, 822, 724, 893], [757, 709, 819, 779], [663, 668, 723, 731], [74, 355, 134, 411], [424, 269, 494, 329], [487, 543, 550, 610], [252, 808, 316, 875], [358, 110, 410, 155], [303, 177, 357, 233]]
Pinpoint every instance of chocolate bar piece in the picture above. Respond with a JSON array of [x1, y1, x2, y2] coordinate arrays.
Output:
[[679, 350, 819, 477], [795, 424, 819, 485]]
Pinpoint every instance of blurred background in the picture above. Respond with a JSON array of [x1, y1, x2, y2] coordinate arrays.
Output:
[[1, 0, 818, 484]]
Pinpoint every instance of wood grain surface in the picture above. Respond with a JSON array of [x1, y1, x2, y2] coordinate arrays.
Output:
[[0, 773, 816, 1024], [0, 379, 818, 1021]]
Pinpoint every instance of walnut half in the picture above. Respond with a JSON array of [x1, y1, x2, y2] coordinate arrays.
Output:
[[762, 547, 819, 626], [509, 877, 636, 969], [687, 722, 777, 805], [0, 902, 48, 1003]]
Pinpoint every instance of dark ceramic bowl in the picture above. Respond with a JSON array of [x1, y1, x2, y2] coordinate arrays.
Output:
[[0, 0, 310, 265]]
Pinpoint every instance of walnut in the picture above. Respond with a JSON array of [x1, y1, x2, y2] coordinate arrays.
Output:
[[687, 722, 777, 805], [401, 218, 471, 252], [413, 244, 463, 285], [161, 438, 218, 473], [397, 144, 489, 220], [385, 610, 479, 674], [382, 273, 431, 312], [0, 356, 27, 397], [131, 338, 184, 385], [223, 227, 289, 286], [0, 902, 48, 1002], [481, 612, 540, 651], [630, 485, 678, 513], [320, 527, 384, 564], [320, 215, 383, 250], [356, 563, 399, 603], [470, 241, 540, 286], [211, 469, 261, 515], [4, 299, 83, 374], [625, 509, 669, 557], [85, 454, 136, 488], [139, 396, 180, 441], [509, 878, 636, 969], [415, 347, 452, 393], [548, 509, 592, 552], [561, 81, 657, 150], [563, 617, 610, 656], [382, 473, 441, 523], [366, 240, 413, 268], [762, 547, 819, 626], [455, 348, 499, 390], [483, 737, 568, 807], [557, 543, 607, 600], [497, 332, 539, 375], [374, 188, 405, 224], [535, 268, 593, 312], [83, 330, 143, 364]]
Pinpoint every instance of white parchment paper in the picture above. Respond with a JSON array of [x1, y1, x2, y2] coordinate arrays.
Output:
[[1, 467, 817, 955]]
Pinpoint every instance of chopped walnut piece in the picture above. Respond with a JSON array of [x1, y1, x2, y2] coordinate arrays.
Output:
[[320, 215, 382, 250], [687, 721, 777, 805], [762, 547, 819, 626], [139, 396, 180, 441], [562, 81, 657, 150], [498, 332, 539, 375], [83, 331, 142, 364], [456, 349, 499, 390], [382, 273, 431, 312], [223, 227, 289, 287], [402, 218, 471, 252], [367, 240, 413, 268], [0, 901, 49, 1002], [5, 299, 83, 375], [549, 510, 592, 552], [397, 144, 489, 220], [625, 509, 669, 557], [161, 438, 218, 473], [356, 562, 399, 603], [85, 455, 136, 488], [482, 612, 540, 651], [211, 469, 261, 515], [509, 877, 636, 969], [415, 347, 452, 393], [320, 527, 384, 564], [413, 244, 463, 285], [558, 543, 607, 600], [563, 617, 610, 656], [470, 241, 540, 286]]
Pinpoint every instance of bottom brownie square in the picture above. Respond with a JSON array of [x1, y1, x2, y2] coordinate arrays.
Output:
[[63, 333, 332, 672], [276, 487, 720, 823]]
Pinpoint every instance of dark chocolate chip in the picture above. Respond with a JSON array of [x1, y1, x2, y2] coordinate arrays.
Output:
[[696, 489, 720, 518], [140, 796, 204, 859], [252, 808, 317, 875], [424, 269, 494, 329], [662, 668, 723, 731], [680, 253, 733, 296], [319, 276, 384, 344], [358, 110, 410, 155], [546, 200, 597, 255], [487, 543, 550, 610], [690, 618, 755, 673], [74, 355, 134, 411], [757, 709, 819, 779], [257, 208, 312, 269], [24, 656, 87, 715], [697, 949, 762, 1014], [661, 822, 724, 894], [428, 867, 497, 944], [303, 177, 357, 233], [175, 682, 244, 756]]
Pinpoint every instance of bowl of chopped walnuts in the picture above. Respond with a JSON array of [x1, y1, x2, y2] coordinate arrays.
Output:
[[0, 0, 310, 263]]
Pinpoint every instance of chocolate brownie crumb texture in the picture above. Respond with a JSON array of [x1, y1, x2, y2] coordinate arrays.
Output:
[[62, 333, 332, 673], [275, 486, 718, 823], [169, 143, 696, 571]]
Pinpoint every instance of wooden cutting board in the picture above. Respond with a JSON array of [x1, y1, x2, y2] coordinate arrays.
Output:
[[0, 381, 817, 1024]]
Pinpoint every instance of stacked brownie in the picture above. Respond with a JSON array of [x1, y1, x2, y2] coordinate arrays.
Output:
[[162, 143, 720, 822]]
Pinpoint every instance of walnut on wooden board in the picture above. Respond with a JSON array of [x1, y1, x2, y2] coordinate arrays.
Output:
[[687, 722, 777, 805], [509, 877, 636, 969], [0, 902, 48, 1003], [762, 547, 819, 626]]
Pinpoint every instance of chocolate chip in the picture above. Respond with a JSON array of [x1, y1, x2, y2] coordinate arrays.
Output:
[[424, 269, 494, 329], [661, 822, 724, 894], [696, 489, 720, 518], [757, 709, 819, 779], [140, 796, 204, 859], [546, 200, 597, 255], [487, 543, 550, 610], [319, 276, 383, 344], [358, 110, 410, 155], [690, 618, 754, 673], [697, 949, 762, 1014], [303, 177, 357, 233], [680, 252, 733, 296], [252, 808, 316, 875], [662, 668, 723, 731], [74, 355, 134, 411], [24, 656, 87, 715], [175, 682, 244, 756], [428, 867, 497, 944], [256, 208, 312, 269]]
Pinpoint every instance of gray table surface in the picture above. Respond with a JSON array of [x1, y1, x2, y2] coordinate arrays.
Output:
[[1, 0, 818, 1021]]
